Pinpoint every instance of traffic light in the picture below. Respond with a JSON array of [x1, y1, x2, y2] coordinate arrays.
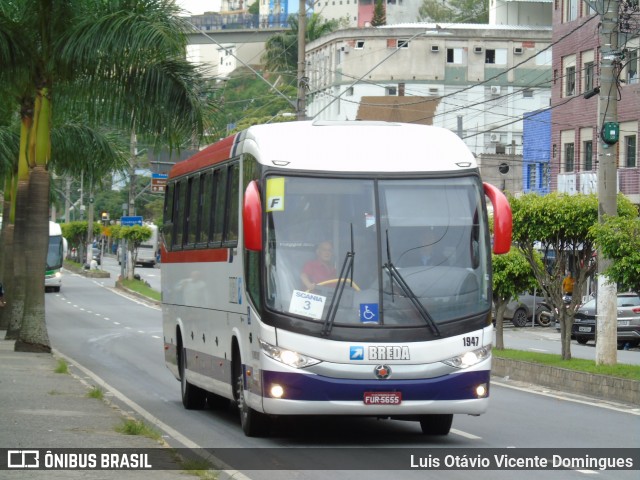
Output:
[[101, 212, 110, 225]]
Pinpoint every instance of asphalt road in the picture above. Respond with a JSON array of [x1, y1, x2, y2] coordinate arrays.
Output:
[[45, 272, 640, 480]]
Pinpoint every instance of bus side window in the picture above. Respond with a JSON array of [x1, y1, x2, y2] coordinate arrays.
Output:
[[200, 172, 213, 244], [224, 162, 239, 246], [210, 168, 227, 247], [163, 183, 175, 249], [173, 179, 187, 249], [186, 175, 200, 247]]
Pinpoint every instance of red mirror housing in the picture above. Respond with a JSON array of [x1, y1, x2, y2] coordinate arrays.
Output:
[[243, 180, 262, 252], [483, 182, 512, 254]]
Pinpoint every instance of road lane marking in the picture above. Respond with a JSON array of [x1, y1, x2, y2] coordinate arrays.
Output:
[[451, 428, 482, 440]]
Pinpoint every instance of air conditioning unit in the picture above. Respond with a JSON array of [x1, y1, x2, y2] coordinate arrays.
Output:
[[514, 47, 524, 55], [341, 45, 350, 53], [490, 133, 499, 142], [473, 46, 483, 54], [491, 86, 501, 95], [431, 45, 440, 52]]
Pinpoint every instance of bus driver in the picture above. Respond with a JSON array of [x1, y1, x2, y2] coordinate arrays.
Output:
[[300, 241, 337, 291]]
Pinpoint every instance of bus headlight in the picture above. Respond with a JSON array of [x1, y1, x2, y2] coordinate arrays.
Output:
[[55, 272, 61, 278], [259, 340, 321, 369], [443, 345, 491, 369]]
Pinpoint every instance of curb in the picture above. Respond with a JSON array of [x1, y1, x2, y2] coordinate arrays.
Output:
[[492, 357, 640, 405]]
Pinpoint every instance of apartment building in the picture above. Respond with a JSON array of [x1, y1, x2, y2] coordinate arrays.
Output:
[[551, 0, 640, 203], [305, 23, 552, 162]]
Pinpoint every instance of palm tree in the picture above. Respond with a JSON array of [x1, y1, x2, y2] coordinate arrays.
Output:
[[0, 0, 213, 352], [262, 13, 340, 85]]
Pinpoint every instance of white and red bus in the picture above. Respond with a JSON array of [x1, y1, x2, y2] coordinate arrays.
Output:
[[161, 121, 512, 437]]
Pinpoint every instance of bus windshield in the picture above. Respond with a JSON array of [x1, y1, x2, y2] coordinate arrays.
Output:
[[264, 175, 490, 328], [47, 235, 64, 271]]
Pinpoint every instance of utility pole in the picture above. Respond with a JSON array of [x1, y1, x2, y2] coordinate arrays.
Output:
[[128, 129, 137, 217], [296, 0, 307, 120], [595, 0, 620, 365]]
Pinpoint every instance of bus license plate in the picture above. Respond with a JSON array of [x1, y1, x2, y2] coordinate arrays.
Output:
[[578, 326, 592, 332], [363, 392, 402, 405]]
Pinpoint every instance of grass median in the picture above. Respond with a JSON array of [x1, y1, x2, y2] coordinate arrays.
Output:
[[493, 348, 640, 381]]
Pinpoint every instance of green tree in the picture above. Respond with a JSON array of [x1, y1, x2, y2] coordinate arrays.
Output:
[[112, 225, 152, 280], [60, 221, 88, 261], [248, 1, 259, 15], [510, 192, 636, 361], [491, 249, 540, 350], [371, 0, 387, 26], [591, 214, 640, 293], [207, 67, 296, 138], [0, 0, 212, 352], [262, 14, 339, 82], [418, 0, 488, 24]]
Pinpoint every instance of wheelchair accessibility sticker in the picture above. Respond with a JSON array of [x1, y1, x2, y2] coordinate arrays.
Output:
[[359, 303, 379, 324]]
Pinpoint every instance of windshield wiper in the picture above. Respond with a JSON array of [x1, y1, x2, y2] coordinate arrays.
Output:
[[321, 225, 356, 336], [384, 230, 440, 337]]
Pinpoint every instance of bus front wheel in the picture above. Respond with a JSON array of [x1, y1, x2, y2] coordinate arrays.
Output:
[[234, 372, 270, 437], [419, 414, 453, 435]]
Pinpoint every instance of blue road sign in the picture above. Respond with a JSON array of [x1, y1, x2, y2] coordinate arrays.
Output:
[[121, 216, 143, 226], [151, 173, 168, 179]]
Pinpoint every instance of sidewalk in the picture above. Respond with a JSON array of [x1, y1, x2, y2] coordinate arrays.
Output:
[[0, 333, 200, 479]]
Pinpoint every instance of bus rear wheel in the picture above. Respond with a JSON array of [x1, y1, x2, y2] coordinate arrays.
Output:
[[235, 372, 270, 437], [179, 345, 206, 409], [419, 414, 453, 435]]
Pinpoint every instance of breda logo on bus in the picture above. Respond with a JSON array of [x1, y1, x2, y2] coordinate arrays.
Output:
[[368, 346, 410, 360]]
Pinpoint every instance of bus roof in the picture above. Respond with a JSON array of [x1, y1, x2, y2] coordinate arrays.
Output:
[[169, 121, 477, 179], [49, 221, 62, 235]]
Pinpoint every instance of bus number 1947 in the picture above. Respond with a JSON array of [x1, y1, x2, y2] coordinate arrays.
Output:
[[463, 336, 479, 347]]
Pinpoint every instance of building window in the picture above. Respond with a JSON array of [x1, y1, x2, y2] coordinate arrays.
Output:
[[397, 39, 409, 48], [446, 48, 463, 64], [355, 40, 365, 49], [528, 164, 537, 189], [485, 49, 495, 64], [386, 86, 397, 96], [584, 61, 594, 92], [627, 48, 638, 84], [565, 0, 578, 22], [625, 135, 637, 167], [583, 140, 593, 170], [565, 66, 576, 96], [523, 89, 533, 98], [564, 143, 575, 172]]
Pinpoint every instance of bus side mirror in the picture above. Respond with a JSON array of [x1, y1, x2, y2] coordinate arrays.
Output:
[[483, 182, 512, 254], [243, 180, 262, 252]]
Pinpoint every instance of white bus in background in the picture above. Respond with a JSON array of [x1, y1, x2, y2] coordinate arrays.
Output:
[[45, 221, 67, 292], [136, 223, 158, 267], [161, 121, 512, 437]]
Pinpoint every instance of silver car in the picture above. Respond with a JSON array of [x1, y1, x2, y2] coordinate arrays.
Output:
[[572, 293, 640, 349], [501, 292, 552, 327]]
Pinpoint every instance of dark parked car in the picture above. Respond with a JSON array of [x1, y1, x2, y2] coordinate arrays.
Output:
[[572, 292, 640, 349], [496, 292, 552, 327]]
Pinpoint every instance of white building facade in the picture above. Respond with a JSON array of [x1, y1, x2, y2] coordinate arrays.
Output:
[[305, 24, 552, 157]]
